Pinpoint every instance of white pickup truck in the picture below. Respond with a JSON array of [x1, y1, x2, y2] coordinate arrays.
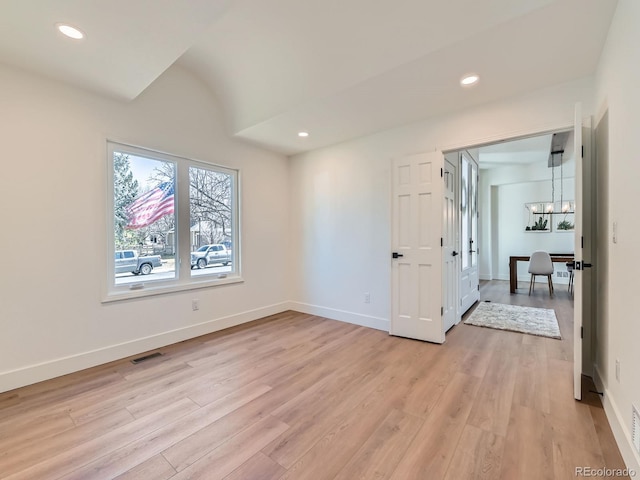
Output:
[[190, 244, 232, 269], [115, 250, 162, 275]]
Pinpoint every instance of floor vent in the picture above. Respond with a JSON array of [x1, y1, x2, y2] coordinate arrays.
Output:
[[131, 352, 163, 364], [632, 404, 640, 453]]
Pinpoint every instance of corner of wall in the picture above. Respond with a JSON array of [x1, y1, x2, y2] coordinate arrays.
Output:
[[287, 301, 389, 332]]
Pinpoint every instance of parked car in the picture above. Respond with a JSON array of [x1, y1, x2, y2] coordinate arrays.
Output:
[[190, 244, 231, 269], [115, 250, 162, 275]]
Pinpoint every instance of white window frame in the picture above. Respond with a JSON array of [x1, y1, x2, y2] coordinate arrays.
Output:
[[104, 141, 242, 302]]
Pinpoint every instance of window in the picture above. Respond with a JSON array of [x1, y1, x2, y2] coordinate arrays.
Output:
[[106, 142, 240, 300]]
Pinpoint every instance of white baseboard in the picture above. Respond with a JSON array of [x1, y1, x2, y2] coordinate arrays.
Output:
[[287, 301, 389, 332], [0, 302, 290, 394], [593, 365, 640, 474], [480, 274, 493, 281]]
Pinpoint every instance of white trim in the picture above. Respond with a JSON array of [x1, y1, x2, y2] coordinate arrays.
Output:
[[438, 122, 574, 153], [0, 302, 289, 393], [102, 276, 245, 303], [593, 365, 640, 474], [287, 301, 389, 331]]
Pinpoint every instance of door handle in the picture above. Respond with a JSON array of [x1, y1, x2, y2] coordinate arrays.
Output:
[[392, 252, 404, 259], [452, 251, 459, 257], [469, 250, 476, 253], [574, 261, 593, 270]]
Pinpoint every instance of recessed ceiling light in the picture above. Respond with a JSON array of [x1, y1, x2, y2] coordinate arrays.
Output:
[[56, 23, 85, 40], [460, 74, 479, 87], [298, 132, 309, 138]]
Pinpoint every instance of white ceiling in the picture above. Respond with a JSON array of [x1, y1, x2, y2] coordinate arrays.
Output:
[[0, 0, 618, 155], [0, 0, 230, 100]]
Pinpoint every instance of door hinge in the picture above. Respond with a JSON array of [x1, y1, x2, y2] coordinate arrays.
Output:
[[581, 236, 584, 249], [581, 326, 584, 339], [440, 168, 443, 178], [581, 145, 584, 158], [478, 285, 480, 291], [441, 306, 444, 316], [441, 237, 443, 247]]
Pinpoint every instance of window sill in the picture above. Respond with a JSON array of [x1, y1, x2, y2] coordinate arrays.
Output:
[[102, 275, 244, 303]]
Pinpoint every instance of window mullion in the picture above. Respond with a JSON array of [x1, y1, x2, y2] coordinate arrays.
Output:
[[177, 161, 191, 282]]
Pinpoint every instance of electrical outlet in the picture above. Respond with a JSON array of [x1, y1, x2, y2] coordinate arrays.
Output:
[[615, 359, 621, 382], [192, 299, 199, 311], [364, 292, 371, 304]]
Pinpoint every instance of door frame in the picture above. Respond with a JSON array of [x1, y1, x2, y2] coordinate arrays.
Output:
[[433, 119, 594, 397]]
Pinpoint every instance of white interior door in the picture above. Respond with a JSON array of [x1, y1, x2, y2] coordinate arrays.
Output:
[[443, 155, 459, 332], [573, 104, 584, 400], [391, 151, 445, 343], [573, 104, 596, 401], [460, 151, 480, 314]]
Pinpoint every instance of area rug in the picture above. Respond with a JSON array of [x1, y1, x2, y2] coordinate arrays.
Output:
[[464, 302, 561, 339]]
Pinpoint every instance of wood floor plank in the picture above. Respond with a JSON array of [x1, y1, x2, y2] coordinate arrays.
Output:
[[332, 409, 423, 480], [112, 455, 176, 480], [59, 384, 273, 480], [466, 346, 520, 436], [170, 415, 289, 480], [443, 424, 504, 480], [222, 452, 286, 480], [0, 408, 135, 478], [264, 358, 390, 468], [512, 343, 551, 414], [498, 405, 554, 480], [277, 391, 397, 480], [389, 372, 481, 480], [160, 348, 358, 471], [398, 344, 464, 418], [589, 403, 629, 473], [3, 398, 199, 480], [0, 410, 75, 453]]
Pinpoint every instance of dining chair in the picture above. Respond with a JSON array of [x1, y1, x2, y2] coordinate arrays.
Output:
[[528, 251, 554, 296], [566, 261, 574, 295]]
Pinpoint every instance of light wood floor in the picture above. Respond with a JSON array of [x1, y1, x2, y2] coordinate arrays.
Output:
[[0, 280, 628, 479]]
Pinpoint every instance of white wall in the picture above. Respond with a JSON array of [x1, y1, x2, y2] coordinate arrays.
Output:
[[592, 0, 640, 471], [289, 77, 594, 331], [0, 64, 290, 392], [479, 159, 575, 283]]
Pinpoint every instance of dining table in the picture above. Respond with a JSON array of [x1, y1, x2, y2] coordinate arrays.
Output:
[[509, 253, 574, 293]]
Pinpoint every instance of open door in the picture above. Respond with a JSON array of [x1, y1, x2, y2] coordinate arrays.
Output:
[[443, 155, 459, 332], [459, 151, 480, 314], [573, 104, 583, 400], [573, 103, 595, 400], [391, 151, 445, 343]]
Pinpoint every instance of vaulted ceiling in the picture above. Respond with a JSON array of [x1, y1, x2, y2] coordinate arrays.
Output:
[[0, 0, 618, 155]]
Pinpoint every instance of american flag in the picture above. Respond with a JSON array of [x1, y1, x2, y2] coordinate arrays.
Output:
[[125, 182, 175, 229]]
